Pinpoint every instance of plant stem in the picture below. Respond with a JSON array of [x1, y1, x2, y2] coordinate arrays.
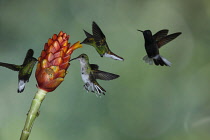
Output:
[[20, 88, 48, 140]]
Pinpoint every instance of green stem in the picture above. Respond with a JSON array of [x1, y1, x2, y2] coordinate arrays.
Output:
[[20, 88, 48, 140]]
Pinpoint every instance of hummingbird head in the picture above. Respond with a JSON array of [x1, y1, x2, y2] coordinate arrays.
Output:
[[70, 53, 89, 63], [138, 29, 153, 41], [137, 29, 152, 36], [81, 38, 95, 45]]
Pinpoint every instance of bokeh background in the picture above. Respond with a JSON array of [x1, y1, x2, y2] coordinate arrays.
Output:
[[0, 0, 210, 140]]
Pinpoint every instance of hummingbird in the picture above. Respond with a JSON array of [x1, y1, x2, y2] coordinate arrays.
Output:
[[81, 21, 124, 61], [0, 49, 37, 93], [71, 54, 119, 96], [138, 29, 181, 66]]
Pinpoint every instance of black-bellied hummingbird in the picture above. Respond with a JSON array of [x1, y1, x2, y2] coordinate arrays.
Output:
[[138, 29, 181, 66]]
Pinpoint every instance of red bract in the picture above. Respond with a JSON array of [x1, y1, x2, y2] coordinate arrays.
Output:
[[35, 31, 82, 92]]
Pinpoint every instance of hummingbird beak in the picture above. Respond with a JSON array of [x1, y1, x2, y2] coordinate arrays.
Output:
[[137, 29, 144, 33], [70, 57, 79, 61]]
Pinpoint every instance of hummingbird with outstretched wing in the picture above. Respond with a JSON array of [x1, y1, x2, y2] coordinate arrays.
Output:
[[81, 21, 124, 61], [71, 54, 119, 96], [138, 29, 181, 66], [0, 49, 37, 93]]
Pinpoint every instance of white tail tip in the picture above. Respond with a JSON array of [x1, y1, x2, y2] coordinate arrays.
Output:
[[104, 53, 124, 61], [160, 56, 172, 67], [18, 80, 26, 93]]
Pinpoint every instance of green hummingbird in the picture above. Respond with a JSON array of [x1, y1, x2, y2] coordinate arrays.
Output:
[[81, 21, 124, 61], [0, 49, 37, 93], [71, 54, 119, 96]]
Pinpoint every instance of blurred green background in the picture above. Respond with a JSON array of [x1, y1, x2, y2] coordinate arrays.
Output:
[[1, 0, 210, 140]]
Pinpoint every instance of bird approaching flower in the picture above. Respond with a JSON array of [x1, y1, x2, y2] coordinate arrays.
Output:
[[81, 21, 124, 61], [71, 53, 119, 96], [0, 49, 37, 93]]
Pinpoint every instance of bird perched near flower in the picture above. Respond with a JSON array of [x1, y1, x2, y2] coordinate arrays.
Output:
[[81, 21, 124, 61], [138, 29, 181, 66], [71, 54, 119, 96], [0, 49, 37, 93]]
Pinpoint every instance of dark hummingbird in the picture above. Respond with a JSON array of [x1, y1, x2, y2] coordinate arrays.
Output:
[[71, 54, 119, 96], [81, 21, 124, 61], [0, 49, 37, 93], [138, 29, 181, 66]]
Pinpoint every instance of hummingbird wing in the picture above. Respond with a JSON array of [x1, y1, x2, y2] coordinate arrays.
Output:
[[83, 30, 93, 38], [0, 62, 21, 71], [93, 70, 119, 80], [23, 49, 35, 65], [153, 29, 169, 41], [92, 21, 106, 41], [157, 32, 182, 48], [90, 64, 99, 70]]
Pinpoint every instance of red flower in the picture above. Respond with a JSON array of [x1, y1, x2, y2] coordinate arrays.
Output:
[[35, 31, 82, 92]]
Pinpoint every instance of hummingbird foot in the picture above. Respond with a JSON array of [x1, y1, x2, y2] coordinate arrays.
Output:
[[143, 55, 153, 65], [84, 84, 89, 92], [104, 53, 124, 61]]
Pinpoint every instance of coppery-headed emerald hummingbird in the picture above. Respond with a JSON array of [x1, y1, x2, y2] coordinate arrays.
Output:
[[81, 21, 124, 61], [71, 54, 119, 96], [138, 29, 181, 66], [0, 49, 37, 93]]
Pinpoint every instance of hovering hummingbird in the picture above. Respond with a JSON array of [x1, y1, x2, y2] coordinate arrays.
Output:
[[81, 21, 124, 61], [71, 54, 119, 96], [0, 49, 37, 93], [138, 29, 181, 66]]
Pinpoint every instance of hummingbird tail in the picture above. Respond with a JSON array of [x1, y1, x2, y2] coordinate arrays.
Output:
[[18, 80, 26, 93], [153, 55, 172, 66], [84, 82, 106, 96], [143, 55, 171, 66], [94, 84, 106, 96], [104, 52, 124, 61]]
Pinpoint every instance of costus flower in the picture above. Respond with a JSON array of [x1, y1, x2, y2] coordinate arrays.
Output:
[[35, 31, 82, 92], [20, 31, 82, 140]]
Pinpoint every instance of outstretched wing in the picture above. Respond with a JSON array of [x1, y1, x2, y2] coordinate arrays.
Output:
[[0, 62, 21, 71], [93, 70, 119, 80], [23, 49, 35, 65], [153, 29, 169, 41], [157, 32, 182, 48], [83, 29, 93, 38], [92, 21, 106, 41]]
